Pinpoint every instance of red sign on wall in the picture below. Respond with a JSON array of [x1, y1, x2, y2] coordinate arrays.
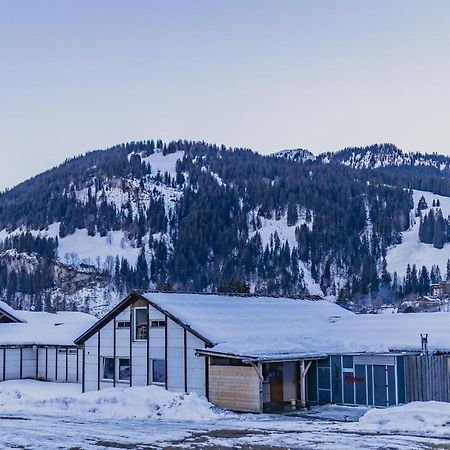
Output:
[[345, 375, 365, 383]]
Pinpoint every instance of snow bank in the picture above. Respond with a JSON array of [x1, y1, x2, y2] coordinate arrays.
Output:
[[0, 380, 223, 422], [359, 402, 450, 436]]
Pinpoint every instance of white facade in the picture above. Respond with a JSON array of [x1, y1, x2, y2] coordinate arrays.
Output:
[[0, 301, 95, 384], [82, 301, 207, 396], [0, 346, 83, 383]]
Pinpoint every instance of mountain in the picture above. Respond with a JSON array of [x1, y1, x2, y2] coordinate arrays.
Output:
[[319, 143, 450, 173], [272, 148, 315, 163], [1, 139, 450, 315]]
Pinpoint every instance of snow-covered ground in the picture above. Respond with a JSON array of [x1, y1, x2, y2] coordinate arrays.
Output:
[[387, 189, 450, 278], [142, 150, 184, 178], [0, 381, 449, 449]]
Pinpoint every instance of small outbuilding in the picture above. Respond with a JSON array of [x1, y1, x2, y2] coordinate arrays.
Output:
[[0, 300, 96, 383]]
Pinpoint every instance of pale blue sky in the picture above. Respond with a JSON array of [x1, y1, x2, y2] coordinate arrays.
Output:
[[1, 1, 450, 189]]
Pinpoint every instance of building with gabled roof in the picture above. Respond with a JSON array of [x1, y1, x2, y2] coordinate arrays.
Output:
[[75, 291, 450, 413], [0, 301, 96, 383]]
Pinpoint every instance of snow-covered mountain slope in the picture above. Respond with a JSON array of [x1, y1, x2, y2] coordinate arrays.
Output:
[[386, 189, 450, 278], [249, 211, 323, 296], [272, 148, 316, 162], [1, 138, 448, 313], [320, 143, 450, 172]]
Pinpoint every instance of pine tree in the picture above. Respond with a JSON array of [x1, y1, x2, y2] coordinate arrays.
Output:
[[418, 195, 428, 211], [405, 264, 412, 294], [381, 257, 391, 285], [433, 209, 445, 249], [411, 264, 419, 293], [287, 199, 298, 227], [136, 248, 149, 289], [418, 266, 430, 294]]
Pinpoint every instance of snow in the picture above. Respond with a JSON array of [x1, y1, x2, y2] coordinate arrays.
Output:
[[0, 381, 449, 449], [142, 150, 184, 178], [256, 214, 298, 250], [359, 401, 450, 436], [141, 293, 350, 358], [387, 189, 450, 277], [56, 225, 140, 268], [251, 211, 322, 296], [273, 148, 316, 162], [0, 308, 96, 346], [141, 292, 450, 358], [0, 380, 221, 421], [0, 300, 24, 322]]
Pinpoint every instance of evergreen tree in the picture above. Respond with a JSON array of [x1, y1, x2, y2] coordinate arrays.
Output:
[[418, 195, 428, 211], [287, 199, 298, 227], [433, 209, 445, 249], [418, 266, 430, 294], [136, 248, 149, 289]]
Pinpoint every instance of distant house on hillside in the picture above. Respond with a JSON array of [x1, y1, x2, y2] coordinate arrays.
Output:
[[398, 295, 449, 313], [431, 281, 450, 299]]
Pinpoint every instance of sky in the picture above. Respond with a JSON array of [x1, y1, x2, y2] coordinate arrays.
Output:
[[1, 0, 450, 189]]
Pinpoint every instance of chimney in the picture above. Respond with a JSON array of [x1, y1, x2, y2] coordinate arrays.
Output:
[[421, 333, 428, 355]]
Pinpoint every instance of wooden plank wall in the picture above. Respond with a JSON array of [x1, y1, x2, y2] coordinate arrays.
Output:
[[209, 364, 262, 413], [405, 355, 450, 402]]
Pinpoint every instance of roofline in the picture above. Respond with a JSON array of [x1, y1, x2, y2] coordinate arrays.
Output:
[[196, 349, 431, 362], [74, 291, 214, 347], [74, 293, 135, 345], [140, 292, 213, 347], [195, 348, 329, 363], [0, 306, 26, 324]]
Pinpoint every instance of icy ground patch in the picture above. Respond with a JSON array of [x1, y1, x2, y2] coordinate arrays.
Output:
[[0, 381, 450, 449]]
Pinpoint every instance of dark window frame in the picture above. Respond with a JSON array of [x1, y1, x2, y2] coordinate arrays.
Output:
[[102, 357, 115, 381]]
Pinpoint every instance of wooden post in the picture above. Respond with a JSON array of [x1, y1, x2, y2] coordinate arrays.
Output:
[[146, 304, 150, 386], [164, 316, 168, 390], [35, 345, 39, 380], [299, 360, 312, 408], [113, 316, 116, 388]]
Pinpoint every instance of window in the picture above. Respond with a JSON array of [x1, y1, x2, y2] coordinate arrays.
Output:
[[152, 359, 166, 384], [118, 358, 130, 381], [57, 348, 77, 355], [116, 320, 130, 329], [134, 308, 148, 340], [150, 320, 166, 328], [103, 357, 115, 380]]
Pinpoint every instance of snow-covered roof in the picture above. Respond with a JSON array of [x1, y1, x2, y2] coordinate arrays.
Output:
[[0, 306, 97, 346], [140, 293, 450, 359], [140, 293, 352, 358], [75, 292, 450, 359], [0, 300, 25, 323]]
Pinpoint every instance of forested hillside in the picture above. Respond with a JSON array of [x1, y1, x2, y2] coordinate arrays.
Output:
[[0, 139, 448, 314]]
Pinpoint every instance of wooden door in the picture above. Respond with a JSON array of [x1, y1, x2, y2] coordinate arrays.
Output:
[[269, 362, 283, 403]]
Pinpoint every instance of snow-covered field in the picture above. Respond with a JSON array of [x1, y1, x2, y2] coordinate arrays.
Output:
[[387, 189, 450, 278], [1, 381, 450, 449]]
